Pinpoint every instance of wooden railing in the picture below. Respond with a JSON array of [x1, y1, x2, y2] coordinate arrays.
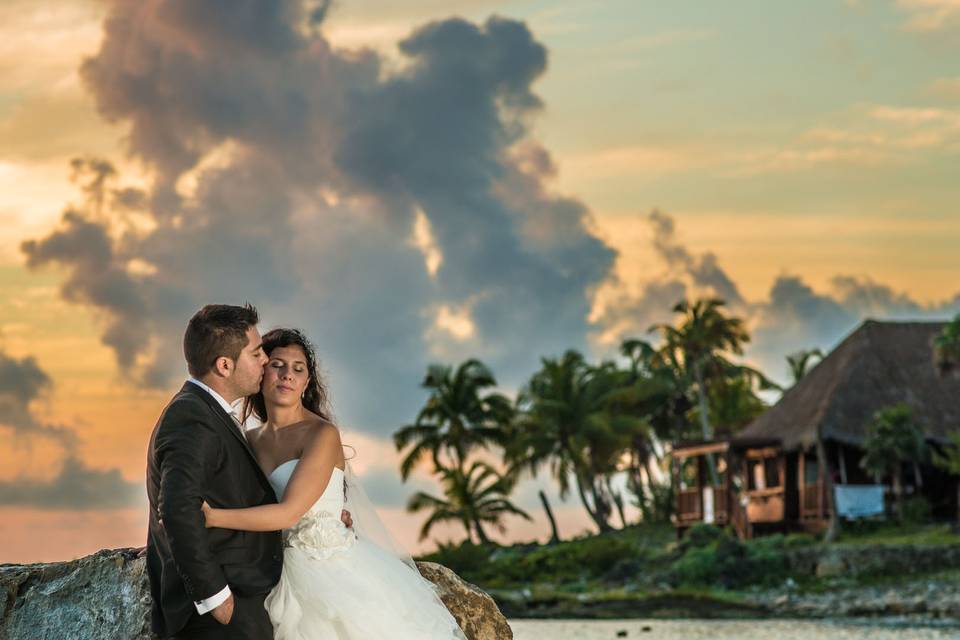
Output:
[[677, 486, 731, 525], [800, 481, 826, 519], [677, 488, 701, 522]]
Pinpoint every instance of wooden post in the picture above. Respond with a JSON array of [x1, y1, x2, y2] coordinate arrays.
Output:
[[799, 450, 806, 517], [838, 443, 848, 485], [818, 437, 840, 542]]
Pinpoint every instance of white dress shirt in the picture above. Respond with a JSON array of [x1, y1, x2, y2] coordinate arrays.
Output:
[[184, 378, 244, 614]]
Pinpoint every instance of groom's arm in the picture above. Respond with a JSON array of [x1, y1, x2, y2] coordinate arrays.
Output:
[[205, 426, 341, 531], [156, 419, 229, 611]]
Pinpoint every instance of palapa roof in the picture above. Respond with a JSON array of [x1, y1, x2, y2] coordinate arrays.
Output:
[[737, 320, 960, 450]]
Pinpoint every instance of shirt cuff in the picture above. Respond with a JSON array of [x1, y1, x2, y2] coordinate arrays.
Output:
[[195, 585, 231, 615]]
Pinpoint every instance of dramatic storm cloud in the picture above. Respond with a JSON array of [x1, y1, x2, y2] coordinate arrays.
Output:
[[23, 0, 616, 433], [22, 0, 955, 442]]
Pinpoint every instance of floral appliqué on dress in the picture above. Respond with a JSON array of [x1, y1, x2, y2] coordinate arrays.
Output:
[[284, 510, 357, 560]]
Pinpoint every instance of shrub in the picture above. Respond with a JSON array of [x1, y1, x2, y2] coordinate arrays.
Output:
[[901, 496, 932, 525], [521, 534, 637, 581], [418, 540, 491, 577], [681, 523, 727, 550], [670, 528, 788, 589]]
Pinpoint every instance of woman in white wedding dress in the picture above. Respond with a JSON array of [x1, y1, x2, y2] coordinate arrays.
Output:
[[201, 328, 466, 640]]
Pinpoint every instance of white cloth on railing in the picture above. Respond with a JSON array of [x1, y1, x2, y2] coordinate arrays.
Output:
[[702, 487, 715, 523], [834, 484, 884, 519]]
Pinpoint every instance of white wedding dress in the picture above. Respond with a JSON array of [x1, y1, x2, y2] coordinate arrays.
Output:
[[263, 460, 466, 639]]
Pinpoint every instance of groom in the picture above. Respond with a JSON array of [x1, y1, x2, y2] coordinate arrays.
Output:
[[146, 304, 349, 639]]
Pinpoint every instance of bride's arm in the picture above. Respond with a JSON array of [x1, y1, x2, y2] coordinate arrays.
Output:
[[203, 426, 341, 532]]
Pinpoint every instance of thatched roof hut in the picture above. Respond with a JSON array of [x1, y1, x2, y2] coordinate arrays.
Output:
[[737, 320, 959, 450]]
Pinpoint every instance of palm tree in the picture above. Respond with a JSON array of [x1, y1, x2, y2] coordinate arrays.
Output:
[[933, 432, 960, 529], [511, 351, 645, 533], [618, 337, 695, 522], [650, 298, 751, 484], [394, 359, 513, 480], [502, 397, 564, 544], [698, 372, 769, 435], [931, 317, 960, 529], [787, 348, 824, 385], [860, 403, 927, 522], [407, 461, 531, 544], [934, 315, 960, 376], [578, 362, 648, 528], [620, 337, 695, 443]]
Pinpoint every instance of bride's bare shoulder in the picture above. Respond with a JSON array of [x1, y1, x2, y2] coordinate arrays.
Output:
[[301, 415, 341, 446]]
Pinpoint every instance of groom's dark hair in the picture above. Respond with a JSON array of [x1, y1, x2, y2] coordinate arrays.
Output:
[[183, 303, 259, 377]]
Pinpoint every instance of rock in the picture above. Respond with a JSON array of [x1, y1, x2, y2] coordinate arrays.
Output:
[[0, 549, 512, 640], [789, 543, 960, 579], [0, 548, 152, 639], [814, 552, 845, 578], [416, 562, 513, 640]]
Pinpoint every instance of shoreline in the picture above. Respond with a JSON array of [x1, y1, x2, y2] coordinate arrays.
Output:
[[416, 524, 960, 625], [492, 572, 960, 622], [506, 615, 960, 627]]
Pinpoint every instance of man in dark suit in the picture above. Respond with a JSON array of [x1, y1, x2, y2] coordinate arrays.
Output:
[[145, 303, 280, 639]]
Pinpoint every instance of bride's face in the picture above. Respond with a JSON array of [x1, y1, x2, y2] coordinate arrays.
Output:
[[261, 344, 310, 408]]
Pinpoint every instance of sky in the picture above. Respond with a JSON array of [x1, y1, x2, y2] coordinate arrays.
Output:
[[1, 0, 959, 563]]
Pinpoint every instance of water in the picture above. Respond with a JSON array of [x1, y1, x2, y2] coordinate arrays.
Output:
[[507, 619, 960, 640]]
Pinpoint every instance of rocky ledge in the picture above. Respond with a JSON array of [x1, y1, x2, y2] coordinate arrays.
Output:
[[0, 548, 512, 639]]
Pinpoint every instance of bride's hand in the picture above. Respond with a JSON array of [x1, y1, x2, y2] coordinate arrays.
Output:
[[200, 500, 214, 528]]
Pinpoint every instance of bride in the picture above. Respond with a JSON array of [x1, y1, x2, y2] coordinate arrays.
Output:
[[201, 328, 466, 639]]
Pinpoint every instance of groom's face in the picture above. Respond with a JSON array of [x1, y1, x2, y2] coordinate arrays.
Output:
[[229, 326, 269, 397]]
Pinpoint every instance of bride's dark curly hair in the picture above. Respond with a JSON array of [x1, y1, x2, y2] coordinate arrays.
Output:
[[244, 327, 334, 424]]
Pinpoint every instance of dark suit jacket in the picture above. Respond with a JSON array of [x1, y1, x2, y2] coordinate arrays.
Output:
[[145, 382, 283, 637]]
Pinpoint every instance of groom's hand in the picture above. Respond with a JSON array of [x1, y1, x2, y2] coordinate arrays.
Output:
[[341, 509, 353, 529], [211, 593, 234, 625]]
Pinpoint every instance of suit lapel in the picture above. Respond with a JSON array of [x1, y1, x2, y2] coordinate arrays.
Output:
[[180, 382, 268, 483]]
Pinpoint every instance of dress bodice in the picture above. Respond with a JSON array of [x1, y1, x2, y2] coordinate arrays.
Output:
[[268, 460, 354, 559]]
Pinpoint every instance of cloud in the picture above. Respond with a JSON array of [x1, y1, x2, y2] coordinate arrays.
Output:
[[558, 100, 960, 183], [896, 0, 960, 32], [561, 144, 715, 179], [593, 211, 960, 384], [0, 350, 144, 509], [0, 1, 102, 94], [0, 351, 77, 447], [647, 210, 744, 306], [749, 274, 960, 382], [590, 210, 747, 348], [22, 1, 617, 434], [0, 455, 143, 510]]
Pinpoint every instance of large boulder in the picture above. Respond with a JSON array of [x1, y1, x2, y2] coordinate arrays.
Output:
[[416, 562, 514, 640], [0, 548, 512, 639]]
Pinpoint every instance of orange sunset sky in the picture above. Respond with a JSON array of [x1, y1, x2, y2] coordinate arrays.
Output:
[[1, 0, 959, 563]]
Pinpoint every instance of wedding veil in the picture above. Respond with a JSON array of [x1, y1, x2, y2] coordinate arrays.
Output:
[[341, 447, 418, 571]]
